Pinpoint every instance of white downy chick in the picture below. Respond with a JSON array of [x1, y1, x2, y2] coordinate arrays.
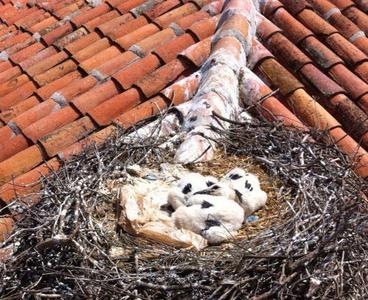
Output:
[[172, 197, 244, 244], [167, 172, 210, 209], [221, 168, 267, 216]]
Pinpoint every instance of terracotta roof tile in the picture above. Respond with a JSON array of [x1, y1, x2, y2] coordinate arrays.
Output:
[[115, 24, 161, 50], [73, 38, 111, 63], [58, 125, 117, 160], [20, 46, 58, 70], [0, 125, 14, 144], [0, 96, 40, 123], [14, 9, 49, 30], [107, 16, 149, 40], [0, 133, 30, 163], [54, 1, 86, 19], [130, 28, 178, 57], [35, 70, 82, 100], [40, 116, 97, 157], [115, 0, 147, 14], [298, 63, 345, 98], [55, 75, 98, 100], [162, 72, 201, 105], [9, 42, 45, 64], [11, 99, 62, 130], [36, 59, 78, 86], [26, 50, 69, 77], [53, 28, 89, 50], [0, 32, 31, 51], [90, 51, 139, 80], [96, 13, 135, 37], [41, 22, 74, 46], [71, 3, 111, 27], [144, 0, 181, 19], [0, 217, 13, 241], [0, 66, 22, 85], [114, 95, 168, 128], [72, 80, 121, 114], [343, 6, 368, 34], [258, 57, 304, 96], [354, 0, 368, 13], [0, 74, 29, 97], [174, 10, 210, 29], [135, 58, 188, 97], [22, 106, 80, 143], [179, 37, 210, 67], [83, 10, 120, 32], [154, 33, 196, 63], [64, 32, 100, 55], [88, 88, 143, 125], [0, 145, 45, 184], [0, 80, 37, 110], [113, 53, 161, 89], [325, 33, 367, 67], [79, 46, 122, 72], [355, 62, 368, 82], [329, 63, 368, 99], [155, 3, 198, 27], [28, 16, 58, 34], [0, 61, 13, 73], [271, 7, 313, 43], [187, 14, 219, 39], [0, 157, 61, 204]]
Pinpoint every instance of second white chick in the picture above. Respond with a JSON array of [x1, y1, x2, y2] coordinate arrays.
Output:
[[221, 168, 267, 216]]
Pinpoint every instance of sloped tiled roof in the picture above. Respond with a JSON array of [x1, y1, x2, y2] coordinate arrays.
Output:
[[0, 0, 368, 239]]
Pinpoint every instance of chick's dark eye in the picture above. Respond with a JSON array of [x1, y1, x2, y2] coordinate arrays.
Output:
[[206, 181, 215, 187], [182, 183, 192, 194], [212, 185, 220, 190], [229, 174, 242, 180]]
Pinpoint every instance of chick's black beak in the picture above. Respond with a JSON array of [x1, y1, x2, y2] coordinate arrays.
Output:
[[194, 188, 215, 195]]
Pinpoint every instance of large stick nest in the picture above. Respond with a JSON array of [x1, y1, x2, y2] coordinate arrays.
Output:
[[1, 115, 368, 299]]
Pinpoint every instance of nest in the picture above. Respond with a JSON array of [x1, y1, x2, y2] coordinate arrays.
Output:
[[0, 115, 368, 299]]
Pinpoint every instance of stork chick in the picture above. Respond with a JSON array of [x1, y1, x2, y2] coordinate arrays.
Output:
[[167, 173, 217, 209], [172, 197, 244, 244], [221, 168, 267, 216]]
